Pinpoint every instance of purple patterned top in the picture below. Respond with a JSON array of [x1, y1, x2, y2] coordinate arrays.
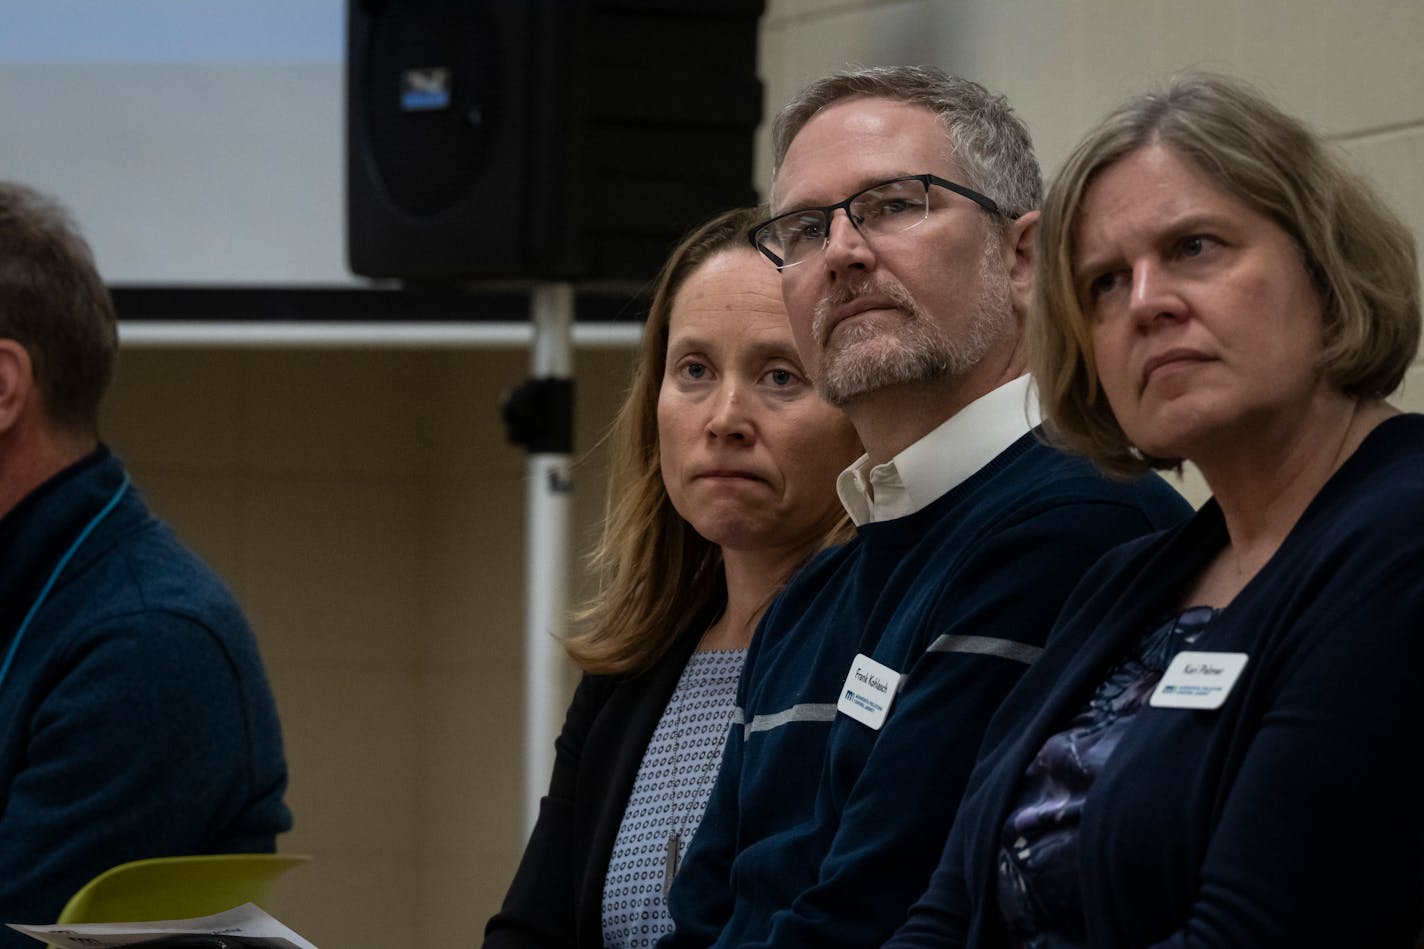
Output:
[[996, 605, 1219, 947]]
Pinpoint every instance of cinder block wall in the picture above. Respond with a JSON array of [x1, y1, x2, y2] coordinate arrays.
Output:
[[99, 3, 1423, 945]]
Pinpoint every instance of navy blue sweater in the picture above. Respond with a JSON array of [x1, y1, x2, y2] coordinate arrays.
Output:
[[662, 431, 1191, 949], [0, 449, 291, 934], [889, 413, 1424, 948]]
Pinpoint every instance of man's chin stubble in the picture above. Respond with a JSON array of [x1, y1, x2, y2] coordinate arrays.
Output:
[[815, 334, 952, 407]]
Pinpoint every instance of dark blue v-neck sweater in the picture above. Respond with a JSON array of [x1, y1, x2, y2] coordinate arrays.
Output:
[[664, 431, 1191, 949]]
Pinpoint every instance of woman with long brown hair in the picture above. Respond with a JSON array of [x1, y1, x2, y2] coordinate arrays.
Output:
[[485, 207, 861, 949]]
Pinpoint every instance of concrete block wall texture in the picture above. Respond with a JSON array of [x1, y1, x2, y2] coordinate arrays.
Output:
[[90, 2, 1421, 946]]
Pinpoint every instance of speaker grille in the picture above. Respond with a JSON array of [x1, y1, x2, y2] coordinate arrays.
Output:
[[347, 0, 762, 281], [362, 2, 504, 218]]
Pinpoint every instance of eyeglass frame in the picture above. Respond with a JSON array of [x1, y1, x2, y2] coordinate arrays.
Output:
[[747, 173, 1010, 271]]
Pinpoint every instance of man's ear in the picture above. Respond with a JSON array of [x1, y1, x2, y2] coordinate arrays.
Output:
[[0, 339, 36, 435], [1004, 209, 1040, 320]]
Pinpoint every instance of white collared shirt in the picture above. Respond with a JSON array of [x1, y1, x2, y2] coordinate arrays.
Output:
[[836, 375, 1043, 526]]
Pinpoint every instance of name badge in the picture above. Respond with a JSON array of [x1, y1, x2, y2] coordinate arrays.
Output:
[[837, 653, 902, 730], [1150, 651, 1249, 710]]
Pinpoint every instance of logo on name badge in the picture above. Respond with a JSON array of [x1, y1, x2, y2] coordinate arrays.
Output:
[[1150, 651, 1249, 710], [836, 653, 902, 730]]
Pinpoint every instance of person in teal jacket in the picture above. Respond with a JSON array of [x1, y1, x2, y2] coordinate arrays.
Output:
[[0, 182, 290, 937]]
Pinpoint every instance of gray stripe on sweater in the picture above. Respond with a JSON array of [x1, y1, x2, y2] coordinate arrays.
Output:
[[926, 634, 1043, 665], [740, 703, 840, 736]]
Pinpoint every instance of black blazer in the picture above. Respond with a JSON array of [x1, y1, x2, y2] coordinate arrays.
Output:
[[484, 610, 716, 949]]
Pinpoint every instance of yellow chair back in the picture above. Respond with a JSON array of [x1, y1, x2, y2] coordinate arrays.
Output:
[[55, 853, 310, 924]]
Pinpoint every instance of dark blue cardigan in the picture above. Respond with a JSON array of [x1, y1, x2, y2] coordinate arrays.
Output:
[[0, 449, 290, 935], [663, 431, 1191, 949], [889, 413, 1424, 948]]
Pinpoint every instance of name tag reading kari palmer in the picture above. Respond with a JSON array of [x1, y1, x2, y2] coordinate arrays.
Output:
[[1150, 651, 1249, 710], [837, 653, 902, 730]]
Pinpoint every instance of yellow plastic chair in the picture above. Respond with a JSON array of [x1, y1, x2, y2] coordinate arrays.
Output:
[[55, 853, 311, 924]]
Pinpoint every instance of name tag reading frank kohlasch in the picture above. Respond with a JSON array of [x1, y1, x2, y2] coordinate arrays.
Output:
[[1150, 651, 1249, 710], [837, 653, 902, 730]]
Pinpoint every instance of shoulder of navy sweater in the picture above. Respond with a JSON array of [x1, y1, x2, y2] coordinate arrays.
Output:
[[857, 433, 1191, 550]]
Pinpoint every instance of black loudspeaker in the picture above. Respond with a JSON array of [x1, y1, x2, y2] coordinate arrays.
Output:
[[346, 0, 765, 284]]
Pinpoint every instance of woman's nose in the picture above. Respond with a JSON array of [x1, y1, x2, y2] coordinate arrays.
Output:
[[1128, 261, 1187, 327], [705, 383, 753, 440]]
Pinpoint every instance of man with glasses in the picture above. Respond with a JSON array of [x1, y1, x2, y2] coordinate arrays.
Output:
[[659, 66, 1190, 949]]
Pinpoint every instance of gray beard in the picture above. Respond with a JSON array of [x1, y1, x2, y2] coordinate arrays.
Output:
[[809, 247, 1013, 408]]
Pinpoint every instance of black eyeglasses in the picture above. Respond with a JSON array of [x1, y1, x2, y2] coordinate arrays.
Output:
[[748, 174, 1007, 270]]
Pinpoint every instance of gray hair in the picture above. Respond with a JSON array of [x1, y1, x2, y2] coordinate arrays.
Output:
[[771, 65, 1042, 220]]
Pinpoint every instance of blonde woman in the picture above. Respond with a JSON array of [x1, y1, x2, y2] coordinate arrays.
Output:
[[890, 73, 1423, 949], [485, 207, 862, 949]]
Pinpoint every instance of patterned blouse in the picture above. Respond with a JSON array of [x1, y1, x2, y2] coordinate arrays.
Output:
[[602, 647, 746, 949], [996, 606, 1219, 947]]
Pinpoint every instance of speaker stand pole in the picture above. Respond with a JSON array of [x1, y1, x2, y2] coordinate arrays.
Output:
[[521, 282, 575, 835]]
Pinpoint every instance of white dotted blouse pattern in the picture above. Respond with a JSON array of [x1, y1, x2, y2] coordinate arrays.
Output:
[[601, 647, 746, 949]]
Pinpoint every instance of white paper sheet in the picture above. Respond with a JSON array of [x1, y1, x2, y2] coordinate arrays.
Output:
[[7, 902, 318, 949]]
